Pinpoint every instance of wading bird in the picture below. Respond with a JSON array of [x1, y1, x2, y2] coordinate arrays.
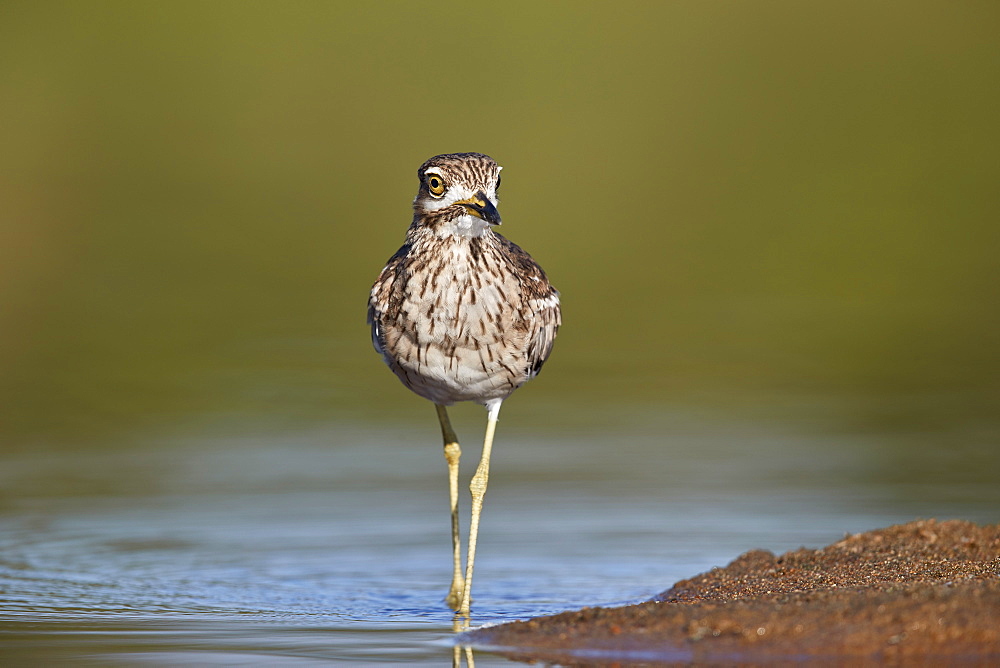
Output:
[[368, 153, 560, 616]]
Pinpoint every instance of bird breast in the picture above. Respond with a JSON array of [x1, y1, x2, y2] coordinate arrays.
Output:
[[376, 235, 533, 405]]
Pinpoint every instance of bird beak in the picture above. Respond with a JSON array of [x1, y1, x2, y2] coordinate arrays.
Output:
[[457, 191, 502, 226]]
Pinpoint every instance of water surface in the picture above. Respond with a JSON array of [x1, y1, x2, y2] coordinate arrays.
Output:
[[3, 410, 996, 665]]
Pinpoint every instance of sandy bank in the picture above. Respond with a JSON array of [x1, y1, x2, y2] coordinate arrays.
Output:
[[464, 519, 1000, 664]]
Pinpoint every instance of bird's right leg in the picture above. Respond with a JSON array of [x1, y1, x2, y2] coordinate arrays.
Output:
[[436, 404, 465, 610]]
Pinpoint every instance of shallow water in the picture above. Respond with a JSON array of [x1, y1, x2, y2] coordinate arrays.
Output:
[[3, 409, 996, 665]]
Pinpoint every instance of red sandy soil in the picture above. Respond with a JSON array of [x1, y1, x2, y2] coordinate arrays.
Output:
[[464, 519, 1000, 665]]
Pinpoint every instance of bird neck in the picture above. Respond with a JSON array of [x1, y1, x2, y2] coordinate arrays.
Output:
[[410, 213, 493, 240]]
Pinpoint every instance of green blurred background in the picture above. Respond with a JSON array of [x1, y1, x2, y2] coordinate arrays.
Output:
[[2, 1, 998, 465]]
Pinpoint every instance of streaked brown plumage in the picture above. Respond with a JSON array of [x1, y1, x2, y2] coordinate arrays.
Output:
[[367, 153, 560, 617]]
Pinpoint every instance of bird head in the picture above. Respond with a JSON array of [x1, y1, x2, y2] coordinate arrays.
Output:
[[413, 153, 502, 237]]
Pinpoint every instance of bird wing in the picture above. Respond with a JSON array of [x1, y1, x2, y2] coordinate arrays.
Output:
[[497, 235, 561, 378], [526, 287, 561, 378], [367, 243, 409, 357]]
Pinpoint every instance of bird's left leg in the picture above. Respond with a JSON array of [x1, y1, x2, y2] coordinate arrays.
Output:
[[458, 400, 502, 616], [436, 404, 465, 610]]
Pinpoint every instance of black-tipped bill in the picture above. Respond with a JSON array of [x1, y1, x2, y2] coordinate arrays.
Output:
[[458, 191, 501, 226]]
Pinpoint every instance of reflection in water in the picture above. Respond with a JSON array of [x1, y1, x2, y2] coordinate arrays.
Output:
[[1, 414, 997, 663], [454, 641, 475, 668], [452, 612, 477, 668]]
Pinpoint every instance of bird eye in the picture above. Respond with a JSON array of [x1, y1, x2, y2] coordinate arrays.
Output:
[[426, 174, 446, 197]]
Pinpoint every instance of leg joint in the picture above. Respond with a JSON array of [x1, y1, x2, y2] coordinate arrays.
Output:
[[470, 468, 489, 498], [444, 441, 461, 465]]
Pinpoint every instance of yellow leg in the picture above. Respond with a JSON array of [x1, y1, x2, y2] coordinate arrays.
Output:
[[459, 400, 502, 616], [436, 404, 465, 611]]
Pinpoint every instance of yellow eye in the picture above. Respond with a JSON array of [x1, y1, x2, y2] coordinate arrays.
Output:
[[426, 174, 446, 197]]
